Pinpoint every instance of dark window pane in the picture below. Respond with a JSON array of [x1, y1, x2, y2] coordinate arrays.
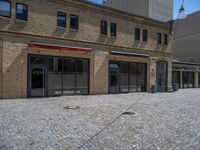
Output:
[[135, 28, 140, 41], [70, 15, 79, 29], [142, 30, 148, 42], [120, 62, 128, 74], [63, 58, 76, 95], [0, 1, 11, 17], [57, 12, 66, 27], [76, 59, 88, 73], [101, 20, 107, 35], [64, 59, 75, 73], [30, 57, 47, 64], [111, 23, 117, 36], [157, 33, 162, 44], [48, 58, 62, 73], [16, 3, 28, 20], [164, 34, 168, 45], [137, 64, 146, 92]]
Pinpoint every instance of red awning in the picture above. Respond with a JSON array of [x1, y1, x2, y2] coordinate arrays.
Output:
[[28, 42, 93, 53]]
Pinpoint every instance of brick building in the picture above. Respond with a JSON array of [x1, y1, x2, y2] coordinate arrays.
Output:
[[0, 0, 172, 99]]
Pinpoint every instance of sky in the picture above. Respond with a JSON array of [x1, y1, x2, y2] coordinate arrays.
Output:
[[90, 0, 200, 19]]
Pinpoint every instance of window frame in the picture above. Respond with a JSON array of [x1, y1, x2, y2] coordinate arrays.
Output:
[[110, 22, 117, 37], [57, 11, 67, 28], [0, 0, 11, 18], [135, 28, 141, 41], [70, 14, 79, 30], [16, 3, 28, 21], [142, 29, 148, 42], [100, 20, 108, 35], [157, 32, 162, 44]]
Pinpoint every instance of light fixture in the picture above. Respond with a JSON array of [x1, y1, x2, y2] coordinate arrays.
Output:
[[177, 0, 187, 19]]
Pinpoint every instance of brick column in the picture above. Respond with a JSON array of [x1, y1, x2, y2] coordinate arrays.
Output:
[[195, 71, 199, 88], [167, 60, 172, 90], [93, 51, 109, 94], [149, 57, 156, 92], [180, 71, 183, 88], [0, 39, 2, 99]]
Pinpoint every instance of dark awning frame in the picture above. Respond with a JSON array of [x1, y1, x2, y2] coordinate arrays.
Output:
[[110, 50, 150, 57]]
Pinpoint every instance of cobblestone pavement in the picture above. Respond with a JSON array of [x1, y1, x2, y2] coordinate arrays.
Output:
[[1, 89, 200, 150]]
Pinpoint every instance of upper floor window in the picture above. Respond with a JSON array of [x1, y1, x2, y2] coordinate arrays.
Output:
[[142, 30, 148, 42], [110, 23, 117, 37], [164, 34, 168, 45], [57, 12, 66, 28], [157, 33, 162, 44], [16, 3, 28, 20], [0, 1, 11, 18], [70, 15, 79, 30], [100, 20, 107, 35], [135, 28, 140, 41]]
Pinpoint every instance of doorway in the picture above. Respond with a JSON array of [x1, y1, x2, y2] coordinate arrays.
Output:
[[29, 65, 47, 97], [156, 61, 168, 92]]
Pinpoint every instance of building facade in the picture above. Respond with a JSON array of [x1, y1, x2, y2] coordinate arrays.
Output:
[[172, 11, 200, 89], [103, 0, 173, 22], [0, 0, 172, 99]]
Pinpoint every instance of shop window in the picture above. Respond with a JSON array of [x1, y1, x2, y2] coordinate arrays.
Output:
[[110, 22, 117, 37], [0, 1, 11, 17], [100, 20, 107, 35], [120, 62, 129, 93], [57, 12, 66, 28], [48, 58, 62, 96], [70, 15, 79, 30], [16, 3, 28, 20]]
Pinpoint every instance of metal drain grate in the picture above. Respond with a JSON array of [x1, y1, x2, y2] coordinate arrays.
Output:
[[64, 106, 79, 110], [122, 112, 136, 115]]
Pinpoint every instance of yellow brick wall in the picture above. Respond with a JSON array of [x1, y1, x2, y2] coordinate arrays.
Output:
[[0, 0, 172, 53], [0, 39, 2, 99]]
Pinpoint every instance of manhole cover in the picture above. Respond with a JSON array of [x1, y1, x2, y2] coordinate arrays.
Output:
[[64, 106, 79, 110], [122, 112, 136, 115]]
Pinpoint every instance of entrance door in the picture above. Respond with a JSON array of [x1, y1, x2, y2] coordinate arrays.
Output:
[[109, 63, 119, 93], [29, 66, 47, 97], [156, 61, 168, 92]]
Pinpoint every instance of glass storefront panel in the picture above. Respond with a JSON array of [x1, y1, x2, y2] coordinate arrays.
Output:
[[63, 59, 76, 95], [172, 71, 180, 88], [182, 72, 194, 88], [48, 58, 62, 96], [120, 62, 129, 93], [109, 61, 146, 94], [129, 63, 137, 92], [109, 63, 119, 93], [28, 55, 89, 97], [137, 64, 146, 92], [76, 59, 89, 95]]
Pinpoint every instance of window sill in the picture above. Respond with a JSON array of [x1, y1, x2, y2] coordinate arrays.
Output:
[[15, 18, 28, 23], [56, 26, 66, 30], [69, 28, 78, 32], [0, 15, 11, 20], [100, 34, 108, 38]]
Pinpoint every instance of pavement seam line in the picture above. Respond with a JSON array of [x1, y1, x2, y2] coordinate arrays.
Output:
[[76, 93, 146, 150]]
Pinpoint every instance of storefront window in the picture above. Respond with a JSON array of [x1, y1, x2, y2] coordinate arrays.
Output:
[[63, 59, 76, 95], [48, 58, 62, 96], [120, 62, 129, 92]]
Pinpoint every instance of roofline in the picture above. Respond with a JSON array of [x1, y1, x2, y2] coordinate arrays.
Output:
[[78, 0, 171, 27]]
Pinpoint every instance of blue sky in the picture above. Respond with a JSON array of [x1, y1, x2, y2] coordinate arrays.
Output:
[[90, 0, 200, 18]]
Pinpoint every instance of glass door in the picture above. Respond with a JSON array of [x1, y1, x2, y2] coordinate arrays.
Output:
[[29, 66, 47, 97]]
